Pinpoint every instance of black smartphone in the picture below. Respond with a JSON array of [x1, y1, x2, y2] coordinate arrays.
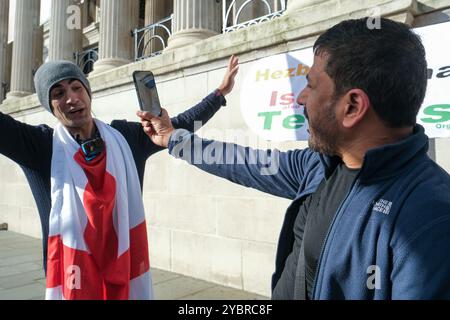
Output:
[[132, 70, 162, 116]]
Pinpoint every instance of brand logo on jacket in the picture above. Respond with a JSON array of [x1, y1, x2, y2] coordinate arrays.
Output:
[[373, 199, 392, 215]]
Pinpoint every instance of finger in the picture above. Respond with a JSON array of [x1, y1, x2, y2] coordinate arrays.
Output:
[[136, 110, 156, 121], [160, 108, 170, 119], [150, 118, 161, 127], [148, 126, 156, 136], [229, 66, 239, 80], [228, 55, 234, 71], [228, 59, 234, 72], [230, 55, 238, 68], [143, 126, 153, 135], [145, 124, 157, 136]]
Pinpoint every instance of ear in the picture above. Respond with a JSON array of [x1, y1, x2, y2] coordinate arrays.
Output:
[[341, 89, 371, 128]]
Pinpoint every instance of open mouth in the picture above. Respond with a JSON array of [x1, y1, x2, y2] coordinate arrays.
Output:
[[69, 109, 84, 115]]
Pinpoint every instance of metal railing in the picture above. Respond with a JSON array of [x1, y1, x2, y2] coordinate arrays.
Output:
[[74, 47, 99, 75], [222, 0, 286, 33], [133, 15, 173, 61]]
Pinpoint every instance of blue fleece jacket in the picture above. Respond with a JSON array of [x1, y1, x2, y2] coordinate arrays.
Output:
[[168, 125, 450, 299]]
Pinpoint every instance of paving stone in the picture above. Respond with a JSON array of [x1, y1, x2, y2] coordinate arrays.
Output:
[[152, 268, 181, 285], [0, 253, 42, 267], [0, 231, 266, 300], [181, 285, 269, 300], [0, 231, 36, 241], [0, 239, 39, 248], [0, 247, 42, 259], [0, 233, 26, 241], [0, 261, 43, 278], [5, 241, 42, 250], [153, 276, 216, 300], [0, 283, 45, 300], [0, 270, 45, 290]]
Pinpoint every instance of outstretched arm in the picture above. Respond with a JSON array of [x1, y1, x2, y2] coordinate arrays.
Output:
[[136, 109, 317, 199], [0, 112, 52, 170], [170, 55, 239, 132]]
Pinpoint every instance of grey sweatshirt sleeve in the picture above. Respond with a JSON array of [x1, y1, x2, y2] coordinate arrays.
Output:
[[168, 128, 315, 200]]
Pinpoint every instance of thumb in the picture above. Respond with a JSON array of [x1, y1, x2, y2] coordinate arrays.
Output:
[[160, 108, 170, 119]]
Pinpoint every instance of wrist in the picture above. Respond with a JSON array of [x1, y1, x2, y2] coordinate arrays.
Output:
[[163, 128, 175, 148], [216, 87, 225, 97]]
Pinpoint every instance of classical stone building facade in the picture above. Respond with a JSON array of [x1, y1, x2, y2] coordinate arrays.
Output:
[[0, 0, 449, 296]]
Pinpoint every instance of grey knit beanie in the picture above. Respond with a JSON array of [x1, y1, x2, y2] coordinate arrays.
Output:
[[34, 60, 92, 114]]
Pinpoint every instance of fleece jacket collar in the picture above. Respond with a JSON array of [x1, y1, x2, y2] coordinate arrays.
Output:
[[319, 124, 429, 184]]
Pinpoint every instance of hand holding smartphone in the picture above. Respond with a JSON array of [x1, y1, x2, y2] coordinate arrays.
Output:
[[133, 71, 162, 116]]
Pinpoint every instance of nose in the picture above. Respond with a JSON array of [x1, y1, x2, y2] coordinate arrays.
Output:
[[66, 89, 79, 105]]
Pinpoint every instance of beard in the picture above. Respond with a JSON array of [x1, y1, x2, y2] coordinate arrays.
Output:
[[305, 102, 340, 156]]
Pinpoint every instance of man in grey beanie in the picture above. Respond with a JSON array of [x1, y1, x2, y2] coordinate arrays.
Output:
[[34, 60, 93, 114], [33, 61, 95, 143], [0, 58, 239, 300]]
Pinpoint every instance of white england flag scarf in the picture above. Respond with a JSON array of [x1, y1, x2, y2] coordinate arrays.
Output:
[[46, 119, 153, 300]]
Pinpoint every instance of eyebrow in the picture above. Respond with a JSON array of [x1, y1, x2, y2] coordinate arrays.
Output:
[[51, 79, 80, 90]]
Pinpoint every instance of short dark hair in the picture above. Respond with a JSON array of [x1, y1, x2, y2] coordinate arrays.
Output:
[[314, 17, 428, 128]]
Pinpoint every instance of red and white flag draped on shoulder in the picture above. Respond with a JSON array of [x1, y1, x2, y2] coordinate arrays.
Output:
[[46, 119, 153, 300]]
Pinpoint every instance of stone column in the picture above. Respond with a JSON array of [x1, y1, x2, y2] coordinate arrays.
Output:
[[234, 0, 267, 24], [144, 0, 167, 55], [48, 0, 82, 62], [167, 0, 221, 50], [84, 0, 100, 26], [0, 0, 9, 103], [6, 0, 41, 99], [286, 0, 328, 13], [92, 0, 139, 75], [145, 0, 167, 28]]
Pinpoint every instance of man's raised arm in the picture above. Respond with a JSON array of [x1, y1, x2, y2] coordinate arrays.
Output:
[[169, 55, 239, 132]]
